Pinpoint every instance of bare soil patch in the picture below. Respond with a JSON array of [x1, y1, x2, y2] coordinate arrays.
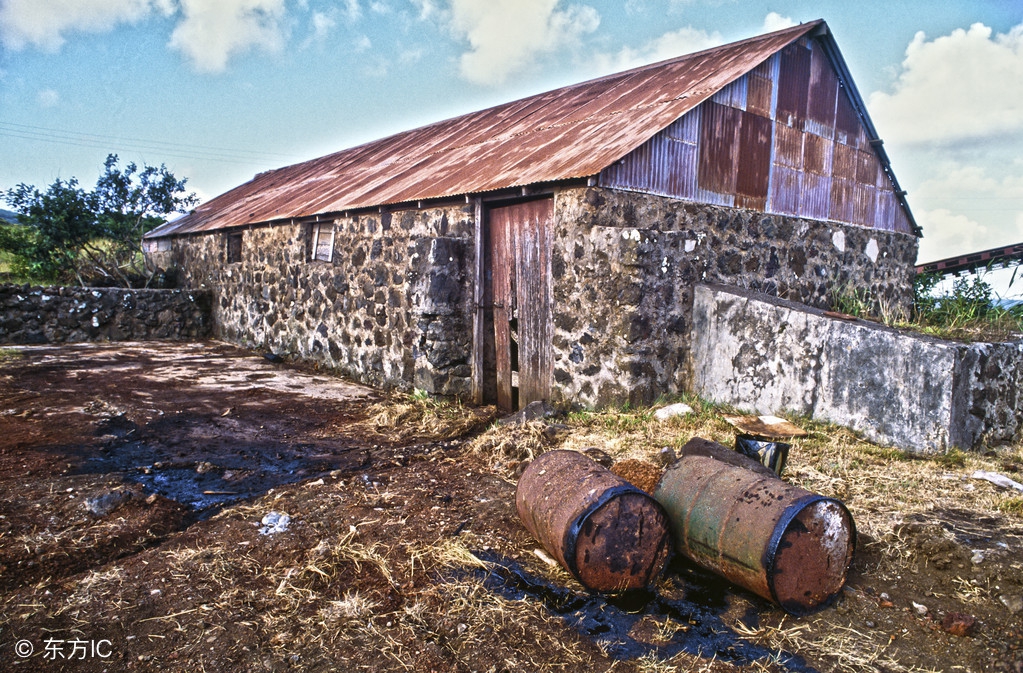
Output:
[[1, 342, 1021, 672]]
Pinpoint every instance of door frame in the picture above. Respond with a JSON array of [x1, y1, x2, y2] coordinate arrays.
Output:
[[471, 193, 555, 410]]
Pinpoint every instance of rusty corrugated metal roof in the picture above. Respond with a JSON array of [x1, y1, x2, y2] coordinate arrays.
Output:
[[149, 21, 825, 238]]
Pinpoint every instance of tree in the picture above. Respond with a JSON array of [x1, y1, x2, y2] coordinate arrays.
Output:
[[2, 155, 198, 287], [2, 178, 98, 285]]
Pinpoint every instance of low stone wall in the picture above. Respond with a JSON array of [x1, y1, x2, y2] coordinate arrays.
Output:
[[690, 283, 1023, 454], [0, 285, 212, 344]]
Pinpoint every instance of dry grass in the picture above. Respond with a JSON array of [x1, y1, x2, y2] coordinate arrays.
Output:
[[734, 618, 941, 673], [9, 388, 1020, 672], [365, 392, 497, 442], [467, 419, 554, 476]]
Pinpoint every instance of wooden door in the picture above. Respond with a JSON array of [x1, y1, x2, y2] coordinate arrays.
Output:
[[484, 199, 553, 412]]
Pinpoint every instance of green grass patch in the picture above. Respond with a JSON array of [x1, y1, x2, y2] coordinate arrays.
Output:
[[998, 497, 1023, 517], [935, 448, 969, 468], [0, 347, 22, 362], [830, 272, 1023, 343]]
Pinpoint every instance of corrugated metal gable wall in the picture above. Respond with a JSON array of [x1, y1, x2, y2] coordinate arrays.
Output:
[[599, 37, 913, 234]]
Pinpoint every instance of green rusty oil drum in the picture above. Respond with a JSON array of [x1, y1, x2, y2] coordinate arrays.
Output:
[[653, 438, 856, 614], [516, 450, 672, 593]]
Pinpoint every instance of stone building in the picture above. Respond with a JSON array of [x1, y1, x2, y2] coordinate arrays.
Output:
[[145, 19, 919, 411]]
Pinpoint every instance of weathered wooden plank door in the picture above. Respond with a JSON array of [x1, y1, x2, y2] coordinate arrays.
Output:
[[485, 199, 553, 412]]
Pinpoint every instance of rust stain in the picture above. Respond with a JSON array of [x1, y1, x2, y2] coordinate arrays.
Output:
[[516, 450, 672, 593], [148, 22, 824, 238], [653, 438, 855, 615], [149, 18, 915, 239]]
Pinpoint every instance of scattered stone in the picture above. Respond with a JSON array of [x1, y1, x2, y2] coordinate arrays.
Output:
[[912, 601, 929, 616], [259, 511, 291, 535], [653, 403, 693, 421], [1000, 594, 1023, 615], [581, 447, 614, 468], [941, 612, 977, 637], [972, 470, 1023, 493], [543, 423, 570, 439], [497, 400, 559, 426], [971, 551, 985, 565], [195, 461, 215, 474], [84, 490, 131, 517], [533, 548, 557, 567], [654, 446, 677, 467]]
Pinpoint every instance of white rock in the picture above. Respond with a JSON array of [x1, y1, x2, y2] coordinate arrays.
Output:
[[654, 403, 693, 421], [972, 470, 1023, 492], [259, 511, 291, 535]]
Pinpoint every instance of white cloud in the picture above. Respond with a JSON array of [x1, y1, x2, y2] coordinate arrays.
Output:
[[586, 11, 786, 77], [761, 12, 795, 33], [593, 25, 722, 73], [869, 22, 1023, 145], [912, 162, 1023, 261], [0, 0, 173, 51], [309, 11, 336, 41], [169, 0, 288, 73], [408, 0, 441, 22], [37, 88, 60, 107], [916, 209, 989, 263], [866, 22, 1023, 263], [449, 0, 600, 86], [342, 0, 362, 22]]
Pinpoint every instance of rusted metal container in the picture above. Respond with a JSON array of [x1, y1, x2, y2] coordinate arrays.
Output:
[[516, 450, 672, 593], [735, 434, 790, 476], [654, 438, 855, 614]]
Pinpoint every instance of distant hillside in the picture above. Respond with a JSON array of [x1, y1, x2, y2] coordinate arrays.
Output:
[[0, 209, 18, 224]]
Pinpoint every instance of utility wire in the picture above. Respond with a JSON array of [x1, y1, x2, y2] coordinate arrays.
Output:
[[0, 121, 304, 166]]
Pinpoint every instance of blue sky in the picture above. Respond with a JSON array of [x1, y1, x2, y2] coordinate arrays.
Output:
[[2, 0, 1023, 288]]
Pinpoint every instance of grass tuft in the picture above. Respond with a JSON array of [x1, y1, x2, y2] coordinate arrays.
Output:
[[366, 393, 497, 442]]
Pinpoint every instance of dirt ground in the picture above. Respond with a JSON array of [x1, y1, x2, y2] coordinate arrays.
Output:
[[1, 341, 1022, 673]]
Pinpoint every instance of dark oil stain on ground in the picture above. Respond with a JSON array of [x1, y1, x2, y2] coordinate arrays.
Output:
[[80, 416, 369, 517], [470, 550, 818, 672]]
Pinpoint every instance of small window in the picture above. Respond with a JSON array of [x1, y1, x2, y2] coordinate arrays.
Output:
[[310, 222, 335, 262], [227, 232, 243, 264]]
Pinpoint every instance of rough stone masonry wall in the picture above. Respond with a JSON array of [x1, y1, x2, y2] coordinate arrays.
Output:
[[161, 204, 475, 395], [0, 284, 212, 344], [690, 283, 1023, 454], [548, 187, 919, 409]]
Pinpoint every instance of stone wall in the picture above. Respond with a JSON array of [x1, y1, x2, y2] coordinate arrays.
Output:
[[158, 204, 475, 395], [548, 187, 919, 408], [690, 283, 1023, 453], [150, 185, 918, 406], [0, 285, 212, 343]]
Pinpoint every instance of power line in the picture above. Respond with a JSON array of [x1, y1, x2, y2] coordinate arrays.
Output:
[[0, 121, 305, 166]]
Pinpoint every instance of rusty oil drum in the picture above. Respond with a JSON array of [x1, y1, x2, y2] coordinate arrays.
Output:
[[516, 450, 672, 592], [653, 438, 855, 614]]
